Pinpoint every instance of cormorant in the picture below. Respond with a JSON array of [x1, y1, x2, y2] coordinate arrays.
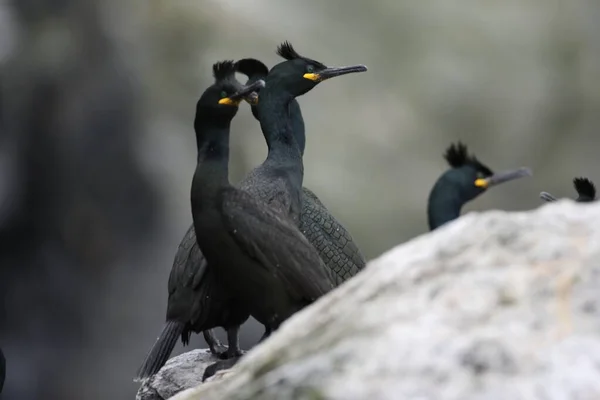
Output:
[[235, 56, 368, 286], [235, 59, 306, 156], [0, 346, 5, 394], [190, 59, 335, 348], [200, 44, 367, 380], [135, 63, 263, 381], [137, 44, 367, 380], [540, 177, 596, 203], [428, 142, 532, 230]]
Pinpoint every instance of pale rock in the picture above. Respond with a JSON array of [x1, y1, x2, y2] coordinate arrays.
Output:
[[136, 350, 218, 400], [166, 202, 600, 400]]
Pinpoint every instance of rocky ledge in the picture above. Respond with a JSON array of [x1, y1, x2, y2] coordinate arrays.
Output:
[[139, 201, 600, 400], [136, 350, 219, 400]]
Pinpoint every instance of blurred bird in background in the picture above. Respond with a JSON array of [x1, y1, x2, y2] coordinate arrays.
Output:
[[540, 177, 596, 203]]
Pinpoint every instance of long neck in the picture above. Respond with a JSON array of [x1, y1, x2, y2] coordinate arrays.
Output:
[[427, 179, 464, 231], [288, 99, 306, 156], [257, 87, 303, 165], [192, 114, 231, 194]]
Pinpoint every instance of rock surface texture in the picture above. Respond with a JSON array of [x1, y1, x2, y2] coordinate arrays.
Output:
[[136, 350, 219, 400], [168, 202, 600, 400]]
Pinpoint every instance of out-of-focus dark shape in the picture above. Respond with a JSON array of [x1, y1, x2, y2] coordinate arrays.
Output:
[[0, 0, 160, 398], [428, 142, 532, 230], [540, 177, 596, 203], [0, 346, 5, 394]]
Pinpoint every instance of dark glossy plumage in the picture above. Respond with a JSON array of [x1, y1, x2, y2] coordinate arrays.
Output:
[[165, 224, 237, 350], [215, 188, 335, 315], [189, 59, 334, 332], [277, 41, 327, 69], [236, 57, 366, 286], [428, 143, 493, 230], [135, 62, 259, 381], [236, 57, 306, 154], [428, 142, 531, 230], [138, 45, 368, 380], [300, 187, 365, 284]]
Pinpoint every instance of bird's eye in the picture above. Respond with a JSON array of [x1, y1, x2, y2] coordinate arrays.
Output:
[[306, 65, 315, 73], [220, 90, 228, 98]]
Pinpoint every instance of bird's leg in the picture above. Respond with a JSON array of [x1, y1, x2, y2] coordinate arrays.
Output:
[[203, 326, 246, 380], [218, 325, 243, 359], [203, 329, 227, 356], [226, 325, 243, 358]]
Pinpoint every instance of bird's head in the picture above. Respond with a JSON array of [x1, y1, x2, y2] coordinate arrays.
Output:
[[574, 177, 596, 202], [540, 177, 597, 203], [195, 60, 265, 124], [440, 142, 532, 202], [264, 41, 367, 98], [235, 58, 270, 120]]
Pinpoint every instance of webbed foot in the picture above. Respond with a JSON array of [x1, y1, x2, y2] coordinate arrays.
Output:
[[202, 356, 242, 381], [217, 348, 243, 360], [203, 329, 227, 356]]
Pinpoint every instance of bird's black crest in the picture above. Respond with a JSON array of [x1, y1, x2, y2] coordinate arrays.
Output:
[[275, 41, 327, 68], [212, 60, 236, 82], [573, 177, 596, 199], [444, 142, 473, 168], [235, 58, 269, 79], [276, 41, 302, 61], [443, 142, 492, 175]]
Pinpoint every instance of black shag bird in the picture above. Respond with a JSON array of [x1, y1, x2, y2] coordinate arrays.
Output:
[[540, 177, 596, 203], [235, 54, 368, 286], [201, 45, 367, 380], [189, 59, 335, 346], [0, 346, 5, 394], [428, 142, 532, 230], [236, 58, 306, 156], [135, 63, 263, 381], [137, 44, 367, 381], [233, 42, 367, 228]]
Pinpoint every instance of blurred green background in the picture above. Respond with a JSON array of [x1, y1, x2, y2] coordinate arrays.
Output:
[[1, 0, 599, 399]]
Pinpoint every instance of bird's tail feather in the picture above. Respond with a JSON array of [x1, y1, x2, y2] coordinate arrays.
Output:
[[134, 320, 184, 382]]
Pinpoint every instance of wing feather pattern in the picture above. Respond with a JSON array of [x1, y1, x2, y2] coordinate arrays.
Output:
[[221, 188, 335, 301]]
